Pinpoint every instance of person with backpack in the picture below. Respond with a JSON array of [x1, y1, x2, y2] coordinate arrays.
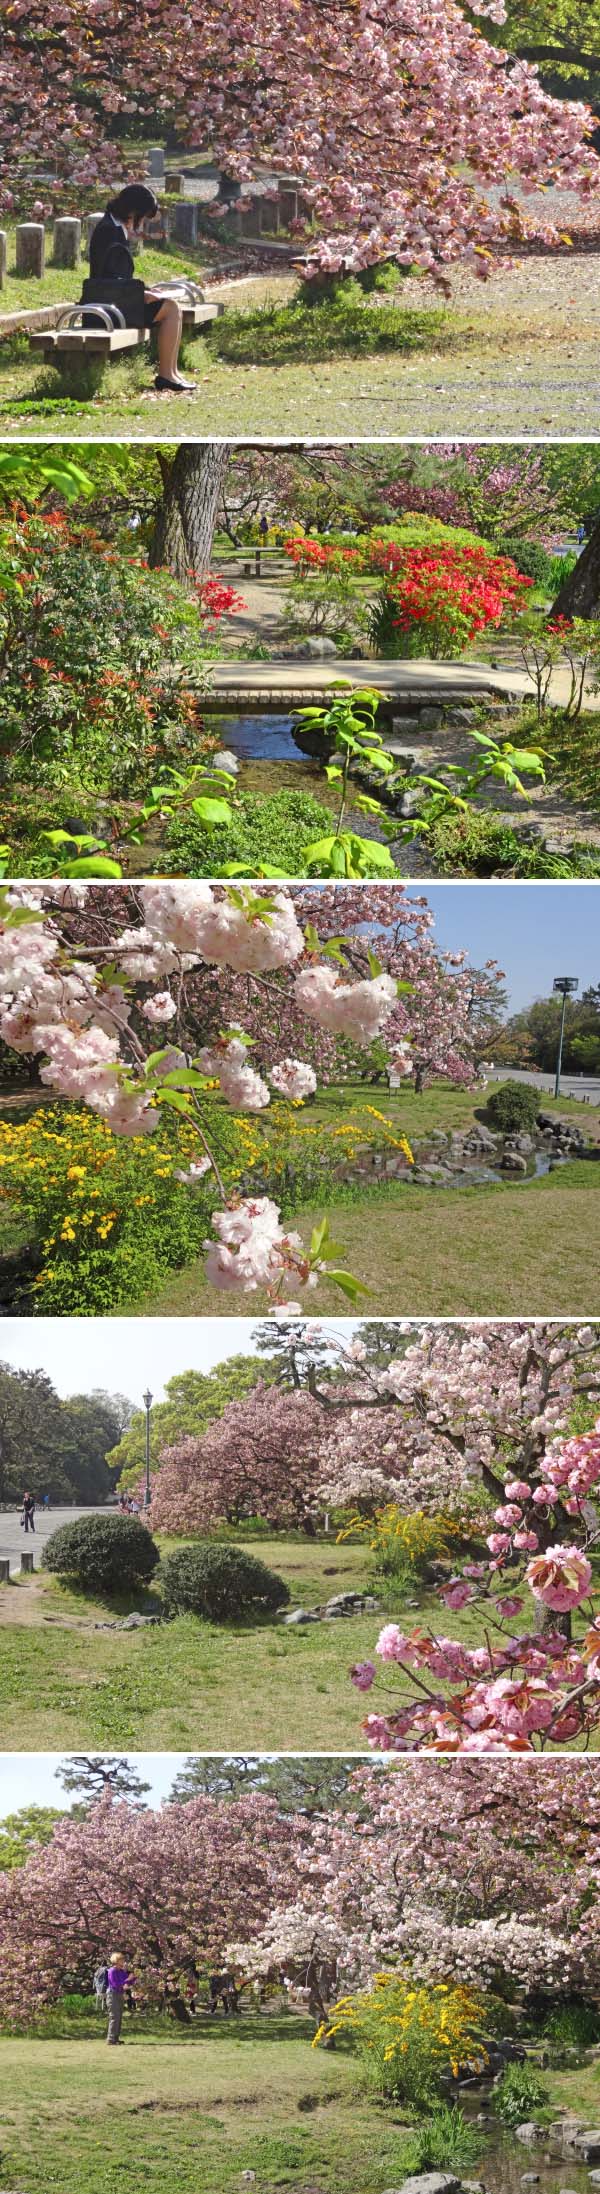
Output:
[[105, 1954, 134, 2045], [93, 1962, 109, 2012]]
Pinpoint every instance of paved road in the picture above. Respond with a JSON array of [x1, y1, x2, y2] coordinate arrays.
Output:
[[0, 1503, 109, 1576], [491, 1069, 600, 1105]]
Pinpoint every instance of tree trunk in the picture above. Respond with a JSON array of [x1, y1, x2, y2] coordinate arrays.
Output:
[[551, 520, 600, 619], [149, 444, 228, 580]]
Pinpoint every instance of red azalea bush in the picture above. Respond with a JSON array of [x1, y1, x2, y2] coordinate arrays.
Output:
[[368, 541, 532, 658], [283, 534, 363, 572]]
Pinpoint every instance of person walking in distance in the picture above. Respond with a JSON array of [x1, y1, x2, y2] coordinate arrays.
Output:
[[106, 1954, 134, 2044], [21, 1492, 35, 1534]]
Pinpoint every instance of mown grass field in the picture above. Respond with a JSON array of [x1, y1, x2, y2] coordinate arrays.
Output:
[[0, 2013, 413, 2194], [138, 1164, 600, 1320], [1, 1534, 598, 1754], [0, 2007, 596, 2194]]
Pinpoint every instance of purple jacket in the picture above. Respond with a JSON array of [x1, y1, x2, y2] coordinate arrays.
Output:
[[107, 1966, 131, 1992]]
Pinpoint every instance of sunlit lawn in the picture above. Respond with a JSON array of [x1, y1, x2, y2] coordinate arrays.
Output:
[[1, 1535, 598, 1753], [0, 2000, 597, 2194]]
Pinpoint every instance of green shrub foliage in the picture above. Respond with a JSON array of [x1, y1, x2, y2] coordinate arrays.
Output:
[[486, 1080, 540, 1133], [42, 1512, 159, 1594], [161, 1543, 290, 1622]]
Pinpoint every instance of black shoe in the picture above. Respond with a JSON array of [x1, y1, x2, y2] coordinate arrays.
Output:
[[154, 375, 197, 393]]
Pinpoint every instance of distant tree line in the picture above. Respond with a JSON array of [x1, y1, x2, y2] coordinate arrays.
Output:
[[0, 1366, 133, 1506]]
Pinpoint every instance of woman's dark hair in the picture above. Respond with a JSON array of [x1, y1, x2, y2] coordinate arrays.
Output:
[[107, 184, 159, 229]]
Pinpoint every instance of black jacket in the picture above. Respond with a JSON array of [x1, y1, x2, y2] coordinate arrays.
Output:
[[89, 212, 135, 283]]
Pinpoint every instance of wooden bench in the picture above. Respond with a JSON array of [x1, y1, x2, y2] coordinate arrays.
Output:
[[29, 294, 223, 381]]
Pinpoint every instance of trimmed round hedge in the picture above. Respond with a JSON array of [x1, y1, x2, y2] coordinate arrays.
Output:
[[42, 1512, 159, 1595], [486, 1080, 540, 1134], [161, 1543, 290, 1623]]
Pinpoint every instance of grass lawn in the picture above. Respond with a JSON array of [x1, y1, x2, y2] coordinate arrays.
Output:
[[0, 2009, 598, 2194], [0, 2013, 414, 2194], [0, 250, 599, 436], [1, 1536, 598, 1753], [2, 1080, 598, 1318], [134, 1163, 600, 1319]]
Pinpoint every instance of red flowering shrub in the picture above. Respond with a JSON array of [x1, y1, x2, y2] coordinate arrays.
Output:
[[0, 510, 243, 792], [368, 542, 532, 658], [283, 534, 363, 572]]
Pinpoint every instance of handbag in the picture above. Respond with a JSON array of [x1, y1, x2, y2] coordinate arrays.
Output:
[[80, 278, 147, 330]]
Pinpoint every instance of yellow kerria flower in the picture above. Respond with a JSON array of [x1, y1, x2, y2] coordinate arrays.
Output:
[[67, 1165, 86, 1179]]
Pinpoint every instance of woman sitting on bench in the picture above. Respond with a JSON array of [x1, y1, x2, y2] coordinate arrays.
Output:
[[89, 183, 196, 393]]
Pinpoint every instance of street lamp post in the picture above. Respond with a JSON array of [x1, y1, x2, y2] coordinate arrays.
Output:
[[143, 1389, 153, 1511], [552, 976, 579, 1100]]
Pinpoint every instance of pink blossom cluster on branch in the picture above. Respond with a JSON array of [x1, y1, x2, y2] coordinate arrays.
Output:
[[1, 0, 598, 275]]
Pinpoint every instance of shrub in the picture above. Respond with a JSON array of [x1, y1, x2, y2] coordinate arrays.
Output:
[[486, 1081, 540, 1134], [544, 2002, 600, 2046], [338, 1505, 462, 1590], [368, 541, 530, 659], [318, 1976, 489, 2107], [161, 1543, 290, 1622], [422, 807, 597, 879], [494, 536, 556, 586], [163, 786, 400, 879], [0, 509, 227, 797], [206, 291, 445, 365], [494, 2061, 548, 2127], [0, 1098, 264, 1315], [42, 1512, 159, 1595]]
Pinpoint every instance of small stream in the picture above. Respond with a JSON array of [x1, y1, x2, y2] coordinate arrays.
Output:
[[458, 2084, 593, 2194]]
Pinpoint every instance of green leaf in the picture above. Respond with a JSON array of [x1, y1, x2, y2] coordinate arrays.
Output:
[[326, 1270, 371, 1301], [65, 856, 123, 877], [356, 838, 396, 871], [310, 1217, 330, 1260], [154, 1088, 194, 1114], [191, 797, 232, 825]]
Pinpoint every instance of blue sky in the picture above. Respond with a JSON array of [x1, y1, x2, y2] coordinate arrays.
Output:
[[0, 1755, 192, 1816], [425, 884, 598, 1014]]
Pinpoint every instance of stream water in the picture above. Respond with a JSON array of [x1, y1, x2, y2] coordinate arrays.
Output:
[[456, 2083, 593, 2194]]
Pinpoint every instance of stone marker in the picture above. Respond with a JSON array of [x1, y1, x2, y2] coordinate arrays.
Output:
[[0, 231, 7, 289], [147, 146, 165, 178], [165, 170, 185, 193], [0, 1557, 10, 1583], [16, 222, 45, 278], [173, 199, 198, 245], [21, 1550, 34, 1574], [53, 216, 81, 269]]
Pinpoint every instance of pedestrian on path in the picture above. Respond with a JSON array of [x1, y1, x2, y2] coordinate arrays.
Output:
[[106, 1954, 134, 2045], [21, 1493, 35, 1534]]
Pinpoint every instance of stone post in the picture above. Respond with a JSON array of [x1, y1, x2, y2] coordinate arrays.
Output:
[[0, 231, 7, 290], [165, 170, 185, 193], [147, 146, 165, 181], [21, 1550, 34, 1574], [85, 213, 104, 250], [0, 1558, 10, 1583], [173, 199, 198, 245], [279, 187, 298, 228], [53, 216, 81, 269], [15, 223, 45, 278]]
